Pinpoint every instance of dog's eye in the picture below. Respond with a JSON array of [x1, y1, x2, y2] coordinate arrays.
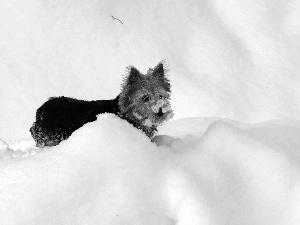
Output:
[[142, 95, 150, 102]]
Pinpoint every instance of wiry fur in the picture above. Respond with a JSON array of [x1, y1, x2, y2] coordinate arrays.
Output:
[[30, 61, 174, 147]]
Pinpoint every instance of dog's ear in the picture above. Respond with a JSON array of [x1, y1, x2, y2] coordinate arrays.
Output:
[[152, 62, 165, 79], [152, 61, 171, 92], [127, 67, 141, 85]]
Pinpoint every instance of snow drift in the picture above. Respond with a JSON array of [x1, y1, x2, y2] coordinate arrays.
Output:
[[1, 114, 300, 225], [1, 0, 300, 224]]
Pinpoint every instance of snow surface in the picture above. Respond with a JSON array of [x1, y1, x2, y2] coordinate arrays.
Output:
[[1, 0, 300, 141], [1, 0, 300, 224], [1, 115, 300, 225]]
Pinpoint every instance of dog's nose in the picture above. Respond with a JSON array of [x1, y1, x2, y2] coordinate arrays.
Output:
[[157, 107, 164, 117]]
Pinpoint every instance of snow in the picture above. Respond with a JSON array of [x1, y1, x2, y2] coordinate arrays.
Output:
[[1, 0, 300, 142], [1, 115, 300, 224], [1, 0, 300, 224]]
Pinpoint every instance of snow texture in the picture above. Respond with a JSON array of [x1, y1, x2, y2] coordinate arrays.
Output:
[[1, 115, 300, 225], [1, 0, 300, 224], [1, 0, 300, 141]]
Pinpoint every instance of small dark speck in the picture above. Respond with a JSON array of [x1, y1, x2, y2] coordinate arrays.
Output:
[[112, 16, 124, 24]]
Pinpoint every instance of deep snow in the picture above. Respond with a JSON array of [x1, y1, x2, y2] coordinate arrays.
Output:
[[1, 0, 300, 224], [1, 115, 300, 224]]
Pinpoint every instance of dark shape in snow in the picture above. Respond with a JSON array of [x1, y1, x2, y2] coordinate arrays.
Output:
[[30, 62, 174, 147]]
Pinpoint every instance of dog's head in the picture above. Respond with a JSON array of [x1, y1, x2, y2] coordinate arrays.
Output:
[[119, 61, 174, 136]]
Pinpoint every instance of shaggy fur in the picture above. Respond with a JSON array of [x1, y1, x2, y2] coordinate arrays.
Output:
[[30, 62, 174, 147]]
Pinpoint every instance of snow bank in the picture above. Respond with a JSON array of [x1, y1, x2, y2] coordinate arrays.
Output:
[[0, 114, 172, 225], [1, 115, 300, 225], [1, 0, 300, 223]]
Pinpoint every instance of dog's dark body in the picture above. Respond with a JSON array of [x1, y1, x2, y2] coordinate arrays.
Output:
[[30, 62, 174, 147], [30, 96, 120, 147]]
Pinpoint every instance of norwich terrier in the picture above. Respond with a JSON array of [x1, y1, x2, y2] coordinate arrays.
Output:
[[30, 62, 174, 147]]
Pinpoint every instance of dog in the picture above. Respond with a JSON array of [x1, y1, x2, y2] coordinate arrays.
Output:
[[30, 62, 174, 147]]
